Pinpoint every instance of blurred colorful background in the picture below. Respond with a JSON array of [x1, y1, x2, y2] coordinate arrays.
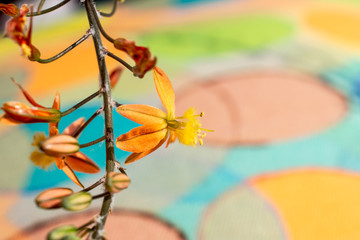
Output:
[[2, 0, 360, 239]]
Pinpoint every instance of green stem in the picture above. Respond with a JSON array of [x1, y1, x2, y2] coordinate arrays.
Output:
[[105, 51, 134, 73], [81, 177, 105, 193], [84, 0, 119, 238], [73, 107, 103, 138], [27, 0, 72, 17], [61, 89, 103, 117], [88, 1, 115, 43], [100, 0, 118, 17], [37, 30, 92, 64], [79, 136, 106, 148]]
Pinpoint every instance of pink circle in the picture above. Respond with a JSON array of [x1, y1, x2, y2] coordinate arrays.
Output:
[[176, 71, 347, 146]]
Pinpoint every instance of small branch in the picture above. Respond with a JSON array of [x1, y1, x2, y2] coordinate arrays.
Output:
[[112, 100, 122, 108], [88, 1, 115, 43], [81, 176, 105, 193], [79, 136, 106, 148], [37, 30, 92, 64], [105, 51, 134, 73], [92, 192, 110, 200], [61, 89, 103, 117], [73, 108, 103, 138], [100, 0, 118, 17], [27, 0, 71, 17], [77, 220, 95, 232]]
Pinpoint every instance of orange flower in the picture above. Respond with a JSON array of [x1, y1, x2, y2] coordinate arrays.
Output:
[[0, 79, 61, 124], [31, 117, 100, 188], [113, 38, 156, 78], [1, 4, 40, 60], [116, 67, 212, 164]]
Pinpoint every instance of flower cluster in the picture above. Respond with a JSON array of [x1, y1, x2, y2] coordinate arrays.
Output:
[[0, 0, 212, 237], [0, 3, 40, 60]]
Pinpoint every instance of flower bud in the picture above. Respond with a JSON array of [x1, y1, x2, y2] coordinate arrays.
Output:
[[2, 101, 61, 123], [61, 192, 92, 211], [106, 172, 131, 193], [35, 188, 73, 209], [47, 225, 80, 240], [39, 135, 79, 157]]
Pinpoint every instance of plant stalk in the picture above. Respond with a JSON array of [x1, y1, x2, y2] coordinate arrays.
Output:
[[84, 0, 116, 238]]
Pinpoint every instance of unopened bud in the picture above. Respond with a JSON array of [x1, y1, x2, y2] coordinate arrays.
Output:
[[39, 135, 79, 157], [61, 192, 92, 211], [106, 172, 131, 193], [35, 188, 73, 209], [2, 101, 61, 124], [47, 225, 79, 240]]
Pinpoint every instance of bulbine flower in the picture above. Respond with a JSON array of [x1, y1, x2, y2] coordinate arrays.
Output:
[[0, 79, 61, 124], [0, 3, 40, 60], [31, 118, 100, 188], [116, 67, 212, 164], [113, 38, 156, 78]]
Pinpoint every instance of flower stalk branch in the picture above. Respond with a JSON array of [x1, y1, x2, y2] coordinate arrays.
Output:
[[73, 107, 103, 138], [105, 50, 134, 73], [79, 135, 106, 148], [99, 0, 119, 17], [61, 89, 103, 117], [27, 0, 71, 17], [37, 29, 93, 64]]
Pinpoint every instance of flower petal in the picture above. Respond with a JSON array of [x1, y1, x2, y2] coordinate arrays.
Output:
[[0, 3, 19, 17], [110, 66, 124, 89], [11, 78, 45, 108], [35, 187, 73, 209], [65, 152, 100, 174], [52, 91, 60, 110], [0, 114, 21, 125], [116, 123, 167, 153], [62, 162, 84, 188], [125, 133, 168, 164], [117, 104, 166, 125], [153, 67, 175, 118], [166, 130, 177, 148], [62, 118, 86, 136]]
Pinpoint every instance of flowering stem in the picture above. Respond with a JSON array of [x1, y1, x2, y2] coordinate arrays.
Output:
[[105, 51, 134, 73], [81, 176, 105, 193], [37, 30, 92, 64], [99, 0, 118, 17], [73, 107, 103, 138], [92, 192, 110, 200], [79, 135, 106, 148], [27, 0, 71, 17], [61, 89, 103, 117], [88, 2, 115, 43], [85, 0, 118, 238]]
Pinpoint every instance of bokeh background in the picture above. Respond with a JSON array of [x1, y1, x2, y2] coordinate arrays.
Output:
[[2, 0, 360, 239]]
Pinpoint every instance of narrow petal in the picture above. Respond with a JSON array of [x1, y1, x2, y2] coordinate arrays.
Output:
[[62, 162, 84, 188], [117, 104, 166, 125], [153, 67, 175, 118], [52, 91, 60, 110], [116, 123, 167, 153], [125, 133, 168, 165], [0, 3, 19, 17], [11, 78, 45, 108], [165, 130, 177, 148], [110, 66, 124, 89], [62, 118, 86, 136], [65, 152, 100, 174], [0, 114, 21, 125]]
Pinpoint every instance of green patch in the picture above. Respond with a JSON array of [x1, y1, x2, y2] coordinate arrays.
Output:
[[140, 14, 294, 59]]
